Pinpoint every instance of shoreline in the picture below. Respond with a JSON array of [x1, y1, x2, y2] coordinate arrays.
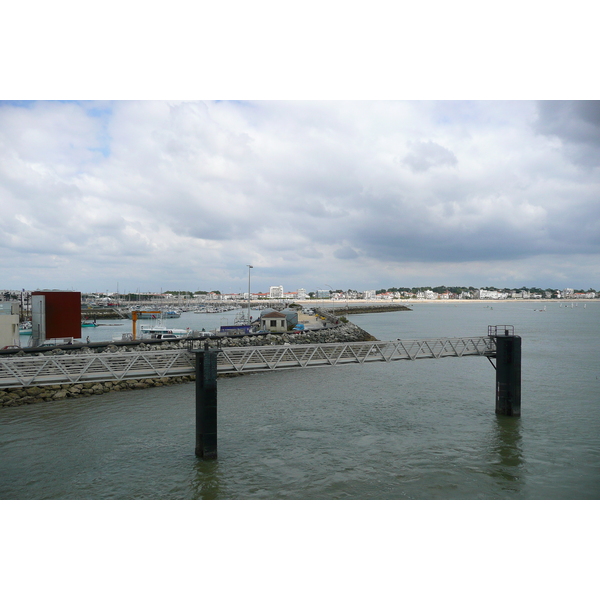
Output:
[[299, 298, 598, 305]]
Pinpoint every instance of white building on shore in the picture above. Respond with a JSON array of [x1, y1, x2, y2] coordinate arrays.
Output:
[[416, 290, 439, 300], [269, 285, 284, 299], [511, 290, 530, 299], [477, 289, 509, 300]]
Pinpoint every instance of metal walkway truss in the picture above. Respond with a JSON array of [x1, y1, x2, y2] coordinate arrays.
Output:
[[0, 351, 196, 389], [0, 337, 495, 389], [218, 337, 494, 372]]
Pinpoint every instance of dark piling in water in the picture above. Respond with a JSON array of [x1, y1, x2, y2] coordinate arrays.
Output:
[[193, 349, 219, 459], [493, 332, 522, 416]]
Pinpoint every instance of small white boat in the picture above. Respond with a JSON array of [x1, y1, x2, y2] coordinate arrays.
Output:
[[19, 321, 32, 335], [140, 325, 190, 339], [233, 311, 252, 326]]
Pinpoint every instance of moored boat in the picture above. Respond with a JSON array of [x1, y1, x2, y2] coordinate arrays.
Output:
[[129, 309, 181, 319], [19, 321, 32, 335], [139, 325, 190, 339]]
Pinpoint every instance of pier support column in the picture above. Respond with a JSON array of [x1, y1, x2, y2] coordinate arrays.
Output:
[[494, 334, 521, 417], [193, 349, 219, 459]]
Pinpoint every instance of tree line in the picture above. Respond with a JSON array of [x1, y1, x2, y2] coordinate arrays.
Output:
[[374, 286, 597, 295]]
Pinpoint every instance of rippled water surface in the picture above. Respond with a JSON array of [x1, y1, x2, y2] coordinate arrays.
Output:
[[2, 302, 599, 499]]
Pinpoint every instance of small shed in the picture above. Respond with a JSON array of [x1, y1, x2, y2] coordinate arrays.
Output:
[[260, 311, 288, 333], [0, 302, 20, 348]]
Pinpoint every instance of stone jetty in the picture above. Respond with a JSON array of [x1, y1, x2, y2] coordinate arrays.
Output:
[[328, 303, 411, 315]]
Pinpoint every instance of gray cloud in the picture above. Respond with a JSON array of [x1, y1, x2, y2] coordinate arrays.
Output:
[[402, 140, 458, 173], [536, 100, 600, 144], [333, 246, 359, 260], [535, 100, 600, 167]]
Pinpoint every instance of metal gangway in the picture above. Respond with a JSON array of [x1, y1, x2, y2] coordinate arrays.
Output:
[[0, 336, 495, 389]]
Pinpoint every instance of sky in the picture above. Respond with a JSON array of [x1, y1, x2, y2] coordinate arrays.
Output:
[[1, 100, 599, 294], [1, 5, 598, 296], [1, 99, 599, 294]]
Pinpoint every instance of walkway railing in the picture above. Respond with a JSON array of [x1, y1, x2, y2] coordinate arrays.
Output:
[[0, 337, 495, 389], [0, 351, 196, 389], [218, 337, 494, 373]]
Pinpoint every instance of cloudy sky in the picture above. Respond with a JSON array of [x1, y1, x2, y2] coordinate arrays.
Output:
[[1, 99, 599, 294]]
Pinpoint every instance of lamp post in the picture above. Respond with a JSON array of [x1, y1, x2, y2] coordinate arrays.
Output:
[[325, 284, 334, 313], [247, 265, 253, 325]]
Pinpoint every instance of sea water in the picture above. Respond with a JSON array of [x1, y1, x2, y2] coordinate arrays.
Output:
[[2, 301, 599, 499]]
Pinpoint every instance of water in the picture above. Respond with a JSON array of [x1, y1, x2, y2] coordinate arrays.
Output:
[[2, 302, 599, 499]]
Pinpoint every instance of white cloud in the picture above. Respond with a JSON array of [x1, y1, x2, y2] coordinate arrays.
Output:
[[1, 100, 599, 292]]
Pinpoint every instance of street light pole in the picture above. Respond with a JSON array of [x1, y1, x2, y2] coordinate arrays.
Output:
[[247, 265, 253, 325], [325, 284, 334, 315]]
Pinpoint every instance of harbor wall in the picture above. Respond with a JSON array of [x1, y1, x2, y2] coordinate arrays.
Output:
[[0, 320, 376, 408], [328, 303, 411, 315]]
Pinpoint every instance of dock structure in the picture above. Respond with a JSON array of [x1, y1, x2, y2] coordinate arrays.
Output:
[[0, 328, 520, 460], [216, 336, 494, 372], [0, 336, 494, 389], [0, 350, 196, 389]]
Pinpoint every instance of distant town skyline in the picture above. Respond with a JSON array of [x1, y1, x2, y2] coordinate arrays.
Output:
[[3, 283, 596, 299], [2, 101, 599, 293]]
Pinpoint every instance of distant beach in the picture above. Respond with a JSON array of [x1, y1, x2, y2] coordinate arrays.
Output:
[[298, 298, 598, 306]]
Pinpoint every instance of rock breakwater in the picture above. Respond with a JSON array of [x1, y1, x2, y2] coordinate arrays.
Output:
[[0, 376, 195, 408]]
